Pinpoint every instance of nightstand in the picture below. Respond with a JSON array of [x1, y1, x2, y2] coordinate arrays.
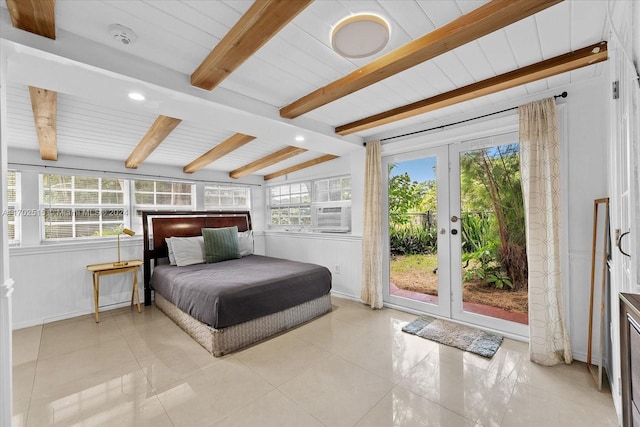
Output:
[[87, 260, 143, 322]]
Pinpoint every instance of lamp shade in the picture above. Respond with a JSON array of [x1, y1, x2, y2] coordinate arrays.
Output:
[[122, 228, 135, 236]]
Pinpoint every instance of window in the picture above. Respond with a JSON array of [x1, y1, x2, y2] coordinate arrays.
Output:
[[268, 182, 311, 226], [132, 180, 194, 232], [41, 174, 127, 239], [267, 175, 351, 230], [314, 176, 351, 203], [7, 171, 20, 244], [204, 185, 250, 210]]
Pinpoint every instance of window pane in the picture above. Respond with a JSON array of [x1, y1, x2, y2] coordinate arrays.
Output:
[[135, 194, 154, 205], [43, 175, 72, 190], [102, 191, 124, 204], [103, 209, 124, 222], [75, 177, 99, 190], [102, 179, 123, 191], [173, 183, 192, 193], [44, 190, 72, 204], [156, 194, 173, 205], [135, 181, 154, 192], [45, 224, 73, 239], [45, 208, 72, 222], [74, 191, 99, 204], [75, 209, 99, 222], [156, 181, 172, 192], [174, 194, 192, 205], [76, 223, 100, 237]]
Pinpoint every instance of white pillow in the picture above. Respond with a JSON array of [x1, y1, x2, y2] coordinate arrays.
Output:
[[238, 230, 254, 257], [165, 238, 177, 265], [171, 236, 205, 266]]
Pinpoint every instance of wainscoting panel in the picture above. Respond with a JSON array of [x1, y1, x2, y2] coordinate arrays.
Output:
[[263, 232, 363, 299], [11, 241, 143, 329]]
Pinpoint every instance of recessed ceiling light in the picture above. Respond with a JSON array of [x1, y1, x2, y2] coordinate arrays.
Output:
[[128, 92, 145, 101], [295, 135, 305, 142], [331, 14, 390, 58]]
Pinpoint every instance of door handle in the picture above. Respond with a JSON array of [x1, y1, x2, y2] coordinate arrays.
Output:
[[439, 228, 447, 235], [451, 215, 459, 223], [616, 230, 631, 257]]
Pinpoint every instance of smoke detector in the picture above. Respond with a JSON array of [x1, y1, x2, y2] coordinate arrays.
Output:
[[108, 24, 137, 46]]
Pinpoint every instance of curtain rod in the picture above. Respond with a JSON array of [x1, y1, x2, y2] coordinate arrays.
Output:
[[368, 91, 568, 144], [8, 162, 264, 187]]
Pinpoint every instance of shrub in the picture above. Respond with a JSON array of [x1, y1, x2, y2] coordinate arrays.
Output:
[[389, 223, 437, 255]]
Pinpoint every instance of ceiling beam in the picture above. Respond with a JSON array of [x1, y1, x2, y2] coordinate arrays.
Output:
[[6, 0, 56, 39], [280, 0, 561, 119], [191, 0, 313, 91], [125, 115, 182, 169], [336, 41, 608, 135], [264, 154, 339, 180], [184, 133, 256, 174], [28, 86, 57, 161], [229, 146, 307, 179]]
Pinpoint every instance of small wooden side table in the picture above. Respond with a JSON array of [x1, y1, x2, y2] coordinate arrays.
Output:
[[87, 260, 143, 322]]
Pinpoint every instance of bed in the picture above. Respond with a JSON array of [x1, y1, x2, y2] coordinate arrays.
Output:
[[142, 211, 333, 356]]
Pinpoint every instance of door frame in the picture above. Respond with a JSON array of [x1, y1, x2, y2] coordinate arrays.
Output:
[[448, 133, 528, 338], [382, 145, 451, 318]]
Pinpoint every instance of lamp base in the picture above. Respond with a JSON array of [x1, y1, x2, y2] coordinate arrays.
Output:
[[113, 261, 129, 267]]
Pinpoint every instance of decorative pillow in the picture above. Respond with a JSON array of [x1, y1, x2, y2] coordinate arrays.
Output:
[[170, 236, 205, 267], [165, 238, 177, 266], [238, 230, 254, 257], [202, 226, 241, 263]]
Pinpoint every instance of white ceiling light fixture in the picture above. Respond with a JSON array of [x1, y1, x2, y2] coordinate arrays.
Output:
[[108, 24, 137, 46], [128, 92, 145, 101], [331, 14, 390, 58], [295, 135, 305, 142]]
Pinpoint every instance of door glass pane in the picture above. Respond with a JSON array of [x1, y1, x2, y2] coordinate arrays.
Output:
[[458, 143, 528, 324], [388, 157, 439, 305]]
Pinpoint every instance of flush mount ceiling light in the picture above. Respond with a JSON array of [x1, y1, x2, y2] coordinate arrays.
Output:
[[108, 23, 137, 45], [331, 14, 390, 58], [295, 135, 305, 142], [128, 92, 145, 101]]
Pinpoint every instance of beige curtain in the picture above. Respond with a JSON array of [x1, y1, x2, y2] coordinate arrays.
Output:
[[361, 140, 383, 309], [519, 98, 572, 366]]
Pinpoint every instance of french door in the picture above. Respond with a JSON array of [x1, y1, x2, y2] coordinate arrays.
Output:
[[383, 133, 529, 338]]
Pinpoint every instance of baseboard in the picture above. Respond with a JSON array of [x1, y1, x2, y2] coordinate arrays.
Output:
[[13, 300, 135, 330]]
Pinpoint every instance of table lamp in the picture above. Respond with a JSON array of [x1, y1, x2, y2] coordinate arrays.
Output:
[[114, 228, 135, 267]]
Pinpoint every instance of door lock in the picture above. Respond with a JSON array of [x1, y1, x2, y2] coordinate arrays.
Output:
[[451, 229, 458, 235], [451, 215, 459, 223]]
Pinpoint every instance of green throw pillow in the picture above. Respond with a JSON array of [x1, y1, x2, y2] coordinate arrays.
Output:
[[201, 226, 241, 263]]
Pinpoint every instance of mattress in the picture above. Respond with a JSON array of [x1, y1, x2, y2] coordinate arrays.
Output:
[[150, 255, 332, 328]]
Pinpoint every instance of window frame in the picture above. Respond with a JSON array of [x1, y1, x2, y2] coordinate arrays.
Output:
[[204, 184, 251, 211], [40, 174, 129, 241], [266, 175, 351, 230], [131, 179, 196, 234]]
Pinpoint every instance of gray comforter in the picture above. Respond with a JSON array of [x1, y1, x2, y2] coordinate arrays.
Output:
[[150, 255, 332, 328]]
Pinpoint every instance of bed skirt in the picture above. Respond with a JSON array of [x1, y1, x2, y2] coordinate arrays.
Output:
[[154, 292, 332, 357]]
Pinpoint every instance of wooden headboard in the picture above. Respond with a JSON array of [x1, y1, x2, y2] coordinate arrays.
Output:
[[141, 210, 252, 305]]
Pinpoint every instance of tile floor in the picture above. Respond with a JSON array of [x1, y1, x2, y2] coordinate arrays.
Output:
[[12, 296, 618, 427]]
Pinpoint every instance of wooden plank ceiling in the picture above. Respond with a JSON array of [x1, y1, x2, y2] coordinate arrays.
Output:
[[6, 0, 610, 179]]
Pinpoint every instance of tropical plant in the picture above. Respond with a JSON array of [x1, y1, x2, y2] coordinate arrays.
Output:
[[389, 222, 437, 255], [459, 144, 527, 290]]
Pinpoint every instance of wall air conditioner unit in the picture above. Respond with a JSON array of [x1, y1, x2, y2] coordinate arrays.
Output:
[[313, 205, 351, 233]]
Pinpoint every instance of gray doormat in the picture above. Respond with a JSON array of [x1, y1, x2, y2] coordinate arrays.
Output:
[[402, 316, 503, 358]]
